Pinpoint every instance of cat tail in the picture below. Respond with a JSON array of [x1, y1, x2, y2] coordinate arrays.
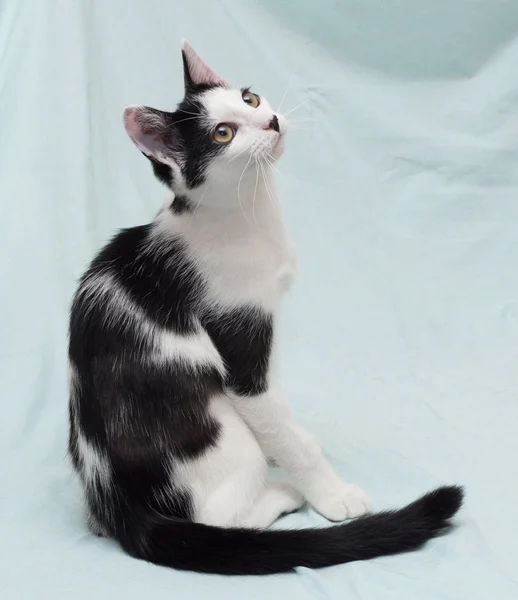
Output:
[[116, 485, 463, 575]]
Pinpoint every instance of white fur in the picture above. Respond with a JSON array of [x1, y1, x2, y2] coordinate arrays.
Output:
[[150, 88, 293, 311], [75, 430, 111, 487], [154, 328, 225, 373], [68, 360, 80, 417], [171, 395, 268, 527], [202, 87, 287, 161], [70, 361, 113, 533], [69, 371, 111, 489], [122, 54, 371, 525], [161, 83, 370, 523], [229, 386, 371, 521], [157, 190, 292, 312], [171, 395, 305, 528], [79, 272, 225, 374], [241, 483, 305, 528]]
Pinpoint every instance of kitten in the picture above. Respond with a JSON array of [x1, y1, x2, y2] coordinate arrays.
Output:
[[68, 40, 463, 575]]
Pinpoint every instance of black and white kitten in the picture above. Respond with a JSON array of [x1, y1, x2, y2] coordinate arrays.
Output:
[[68, 41, 463, 575]]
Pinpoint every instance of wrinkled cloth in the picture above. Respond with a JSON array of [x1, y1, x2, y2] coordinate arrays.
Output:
[[1, 0, 517, 598]]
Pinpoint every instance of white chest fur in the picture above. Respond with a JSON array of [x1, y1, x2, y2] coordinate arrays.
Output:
[[186, 209, 294, 311], [160, 185, 296, 312], [198, 223, 295, 310]]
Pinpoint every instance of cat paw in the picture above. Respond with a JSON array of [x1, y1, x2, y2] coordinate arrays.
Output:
[[274, 482, 306, 514], [311, 484, 371, 521]]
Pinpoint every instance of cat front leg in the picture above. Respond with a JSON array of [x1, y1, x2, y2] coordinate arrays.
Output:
[[229, 385, 371, 521]]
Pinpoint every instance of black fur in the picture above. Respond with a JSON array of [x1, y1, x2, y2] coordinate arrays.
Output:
[[136, 54, 228, 192], [170, 194, 192, 215], [87, 225, 202, 333], [149, 155, 173, 188], [69, 223, 225, 538], [176, 93, 227, 188], [118, 486, 464, 575], [69, 222, 464, 574], [140, 94, 226, 190], [68, 49, 464, 575], [203, 307, 273, 396]]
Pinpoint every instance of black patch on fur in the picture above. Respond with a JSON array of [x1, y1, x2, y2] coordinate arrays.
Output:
[[84, 225, 203, 333], [202, 307, 273, 396], [71, 63, 464, 572], [130, 54, 230, 190], [149, 155, 173, 188], [95, 356, 222, 460], [173, 94, 226, 189], [69, 208, 464, 577], [117, 485, 463, 575], [137, 94, 228, 189], [170, 194, 192, 215], [69, 223, 224, 543]]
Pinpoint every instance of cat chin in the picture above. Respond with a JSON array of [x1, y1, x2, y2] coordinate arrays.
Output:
[[269, 136, 285, 160]]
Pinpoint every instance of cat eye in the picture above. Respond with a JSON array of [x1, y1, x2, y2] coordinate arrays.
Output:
[[242, 90, 260, 108], [213, 124, 235, 144]]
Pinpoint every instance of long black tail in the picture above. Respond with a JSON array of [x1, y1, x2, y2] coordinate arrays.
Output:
[[116, 485, 463, 575]]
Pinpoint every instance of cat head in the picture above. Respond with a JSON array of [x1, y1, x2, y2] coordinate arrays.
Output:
[[123, 41, 286, 202]]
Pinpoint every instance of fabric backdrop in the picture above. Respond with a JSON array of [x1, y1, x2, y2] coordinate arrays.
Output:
[[1, 0, 517, 598]]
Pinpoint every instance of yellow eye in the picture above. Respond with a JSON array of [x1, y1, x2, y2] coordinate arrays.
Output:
[[213, 124, 235, 144], [242, 90, 260, 108]]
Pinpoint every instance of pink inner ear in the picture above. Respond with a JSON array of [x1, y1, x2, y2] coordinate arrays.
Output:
[[123, 106, 141, 140], [182, 40, 228, 87], [123, 106, 167, 157]]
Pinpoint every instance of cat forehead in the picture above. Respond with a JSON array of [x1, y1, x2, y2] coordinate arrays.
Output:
[[200, 87, 268, 122]]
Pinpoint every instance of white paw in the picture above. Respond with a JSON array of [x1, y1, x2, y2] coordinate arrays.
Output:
[[274, 482, 306, 514], [311, 483, 371, 521]]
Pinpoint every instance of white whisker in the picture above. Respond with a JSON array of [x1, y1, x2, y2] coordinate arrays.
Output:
[[288, 117, 315, 123], [225, 146, 249, 168], [187, 186, 208, 227], [237, 154, 253, 226], [286, 123, 312, 131], [260, 160, 280, 217], [285, 98, 312, 117], [252, 161, 260, 231], [173, 116, 207, 126], [277, 74, 293, 113], [264, 154, 285, 179], [177, 109, 202, 117]]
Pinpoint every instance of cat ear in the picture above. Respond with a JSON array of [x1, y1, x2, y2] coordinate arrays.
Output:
[[181, 40, 228, 89], [123, 105, 174, 163]]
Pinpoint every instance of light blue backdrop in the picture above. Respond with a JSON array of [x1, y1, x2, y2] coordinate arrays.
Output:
[[1, 0, 517, 598]]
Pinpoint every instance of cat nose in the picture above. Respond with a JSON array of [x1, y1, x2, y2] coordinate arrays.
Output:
[[269, 115, 280, 132]]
